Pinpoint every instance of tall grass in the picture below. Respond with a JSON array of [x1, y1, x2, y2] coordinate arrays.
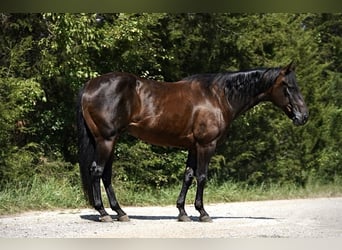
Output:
[[0, 176, 341, 215], [115, 178, 342, 207], [0, 177, 87, 215]]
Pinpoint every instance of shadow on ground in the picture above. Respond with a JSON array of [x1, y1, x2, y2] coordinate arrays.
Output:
[[80, 214, 275, 222]]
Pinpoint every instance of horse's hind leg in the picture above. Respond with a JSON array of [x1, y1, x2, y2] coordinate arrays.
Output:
[[102, 147, 129, 222], [91, 165, 111, 222], [91, 138, 115, 222]]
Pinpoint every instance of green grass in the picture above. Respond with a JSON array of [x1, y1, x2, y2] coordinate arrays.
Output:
[[1, 177, 342, 215], [115, 178, 342, 207], [0, 177, 87, 215]]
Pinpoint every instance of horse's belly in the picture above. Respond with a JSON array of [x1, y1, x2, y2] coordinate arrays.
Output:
[[127, 123, 193, 148]]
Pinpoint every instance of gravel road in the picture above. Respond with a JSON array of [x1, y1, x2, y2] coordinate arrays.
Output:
[[1, 197, 341, 238]]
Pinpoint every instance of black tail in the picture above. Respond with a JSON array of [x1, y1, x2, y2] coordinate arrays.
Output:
[[77, 86, 95, 207]]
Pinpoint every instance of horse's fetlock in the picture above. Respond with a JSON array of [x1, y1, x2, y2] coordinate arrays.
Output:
[[194, 200, 203, 211]]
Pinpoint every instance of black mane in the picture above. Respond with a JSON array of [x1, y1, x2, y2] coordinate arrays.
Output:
[[183, 68, 282, 101]]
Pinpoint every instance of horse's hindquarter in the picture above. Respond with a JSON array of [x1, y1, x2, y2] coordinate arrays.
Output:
[[81, 72, 140, 139], [127, 80, 227, 148]]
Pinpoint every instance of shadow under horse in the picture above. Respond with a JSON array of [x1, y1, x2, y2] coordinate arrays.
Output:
[[77, 62, 308, 222]]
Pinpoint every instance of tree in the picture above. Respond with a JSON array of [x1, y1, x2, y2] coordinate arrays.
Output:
[[301, 14, 342, 182], [0, 15, 46, 184]]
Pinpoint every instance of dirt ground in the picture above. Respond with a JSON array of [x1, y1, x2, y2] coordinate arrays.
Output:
[[0, 197, 341, 238]]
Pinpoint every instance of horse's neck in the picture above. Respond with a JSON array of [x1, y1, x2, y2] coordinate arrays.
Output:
[[230, 95, 263, 119], [228, 82, 270, 120], [219, 68, 277, 120]]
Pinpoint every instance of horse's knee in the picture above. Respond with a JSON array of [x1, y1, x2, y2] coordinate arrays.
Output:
[[196, 173, 207, 185]]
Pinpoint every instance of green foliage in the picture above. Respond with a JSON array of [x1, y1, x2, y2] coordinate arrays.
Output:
[[308, 72, 342, 182], [0, 78, 43, 139], [0, 13, 341, 201], [113, 139, 187, 190], [0, 77, 45, 184]]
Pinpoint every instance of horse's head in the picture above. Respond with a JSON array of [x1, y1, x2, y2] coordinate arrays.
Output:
[[268, 62, 309, 126]]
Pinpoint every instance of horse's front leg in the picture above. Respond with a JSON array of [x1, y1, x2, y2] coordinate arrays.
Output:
[[194, 142, 216, 222], [176, 150, 197, 222]]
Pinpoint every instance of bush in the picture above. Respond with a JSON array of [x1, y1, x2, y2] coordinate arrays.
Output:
[[0, 77, 45, 186], [113, 139, 187, 191]]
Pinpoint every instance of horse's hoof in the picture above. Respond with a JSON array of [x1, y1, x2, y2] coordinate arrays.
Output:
[[99, 215, 113, 222], [199, 215, 213, 222], [118, 214, 130, 222], [178, 215, 192, 222]]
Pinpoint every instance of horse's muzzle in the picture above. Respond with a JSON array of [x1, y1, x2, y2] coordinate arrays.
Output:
[[293, 112, 309, 126]]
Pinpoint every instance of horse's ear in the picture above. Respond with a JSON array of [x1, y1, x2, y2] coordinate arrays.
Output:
[[282, 61, 296, 75]]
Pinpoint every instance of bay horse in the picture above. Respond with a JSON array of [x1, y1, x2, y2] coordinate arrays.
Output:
[[77, 62, 308, 223]]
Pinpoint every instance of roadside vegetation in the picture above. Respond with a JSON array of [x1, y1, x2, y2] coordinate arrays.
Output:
[[1, 176, 341, 215]]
